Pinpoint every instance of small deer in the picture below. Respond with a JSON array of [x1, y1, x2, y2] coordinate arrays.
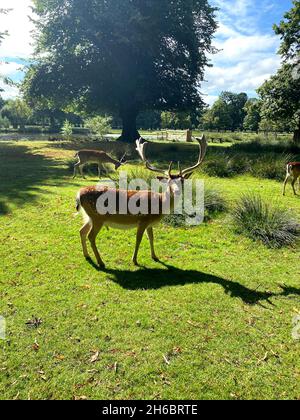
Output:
[[73, 150, 126, 179], [283, 162, 300, 196], [76, 136, 207, 268]]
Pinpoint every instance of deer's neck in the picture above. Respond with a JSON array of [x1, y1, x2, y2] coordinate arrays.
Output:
[[162, 186, 176, 213]]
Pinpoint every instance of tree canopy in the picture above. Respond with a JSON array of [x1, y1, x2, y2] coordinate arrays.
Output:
[[273, 0, 300, 61], [258, 1, 300, 143], [23, 0, 217, 142], [243, 98, 262, 132], [201, 92, 248, 131]]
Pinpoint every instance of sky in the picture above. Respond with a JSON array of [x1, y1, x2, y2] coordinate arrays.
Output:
[[0, 0, 294, 105]]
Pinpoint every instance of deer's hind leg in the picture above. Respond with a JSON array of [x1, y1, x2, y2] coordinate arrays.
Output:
[[88, 221, 105, 268], [291, 177, 298, 195], [147, 227, 159, 262], [73, 162, 80, 179], [80, 221, 92, 259], [132, 224, 147, 266], [283, 173, 291, 196]]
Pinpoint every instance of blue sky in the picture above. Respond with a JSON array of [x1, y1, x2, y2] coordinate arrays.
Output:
[[0, 0, 294, 104]]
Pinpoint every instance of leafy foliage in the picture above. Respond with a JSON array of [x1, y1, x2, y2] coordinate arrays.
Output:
[[233, 194, 300, 248], [258, 1, 300, 142], [273, 0, 300, 61], [201, 92, 248, 132], [85, 116, 112, 139], [23, 0, 217, 141], [243, 98, 262, 132], [61, 120, 73, 140], [1, 99, 32, 129]]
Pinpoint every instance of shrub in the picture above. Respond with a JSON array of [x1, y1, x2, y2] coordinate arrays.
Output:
[[61, 120, 73, 140], [203, 153, 250, 178], [164, 186, 227, 227], [85, 116, 112, 139], [0, 115, 10, 129], [232, 194, 300, 248], [205, 187, 228, 215], [251, 153, 294, 181]]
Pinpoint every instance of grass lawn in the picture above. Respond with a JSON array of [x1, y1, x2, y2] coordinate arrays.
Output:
[[0, 140, 299, 400]]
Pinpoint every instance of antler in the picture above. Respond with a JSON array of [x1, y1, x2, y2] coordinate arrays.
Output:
[[136, 138, 170, 175], [136, 135, 207, 178], [181, 135, 207, 177], [119, 152, 127, 163]]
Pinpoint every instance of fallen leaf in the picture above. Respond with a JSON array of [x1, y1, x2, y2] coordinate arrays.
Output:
[[32, 341, 40, 352], [90, 351, 100, 364]]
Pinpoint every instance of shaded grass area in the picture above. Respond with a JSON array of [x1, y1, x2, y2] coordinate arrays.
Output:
[[0, 140, 300, 400]]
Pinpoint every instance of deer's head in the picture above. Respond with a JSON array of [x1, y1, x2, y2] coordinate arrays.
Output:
[[136, 136, 207, 196]]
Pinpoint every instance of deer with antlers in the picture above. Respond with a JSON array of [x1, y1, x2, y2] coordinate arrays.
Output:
[[73, 150, 127, 179], [76, 136, 207, 268], [283, 162, 300, 196]]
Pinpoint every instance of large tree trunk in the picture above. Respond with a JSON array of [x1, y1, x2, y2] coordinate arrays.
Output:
[[118, 107, 140, 143]]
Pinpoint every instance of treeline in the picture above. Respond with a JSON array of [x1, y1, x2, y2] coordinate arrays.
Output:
[[201, 92, 295, 133], [0, 93, 295, 135]]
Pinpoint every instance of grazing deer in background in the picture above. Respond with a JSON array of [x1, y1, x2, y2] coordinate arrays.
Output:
[[283, 162, 300, 196], [76, 136, 207, 268], [73, 150, 126, 179]]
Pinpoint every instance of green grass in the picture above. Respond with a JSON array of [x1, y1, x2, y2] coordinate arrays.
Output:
[[0, 140, 300, 400]]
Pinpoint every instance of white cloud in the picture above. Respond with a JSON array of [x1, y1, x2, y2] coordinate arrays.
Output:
[[0, 61, 24, 77], [0, 80, 19, 99], [0, 0, 35, 58], [203, 0, 282, 105]]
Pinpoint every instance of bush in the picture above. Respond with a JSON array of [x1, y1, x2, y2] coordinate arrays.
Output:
[[0, 116, 10, 129], [232, 194, 300, 248], [164, 186, 227, 227], [203, 153, 250, 178], [205, 187, 228, 215], [251, 153, 294, 181], [85, 116, 112, 139], [61, 120, 73, 140]]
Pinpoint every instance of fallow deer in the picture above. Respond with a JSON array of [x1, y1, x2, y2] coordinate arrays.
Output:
[[76, 136, 207, 268], [283, 162, 300, 196], [73, 150, 126, 179]]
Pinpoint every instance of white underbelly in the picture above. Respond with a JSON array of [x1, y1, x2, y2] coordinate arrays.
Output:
[[104, 222, 138, 230], [103, 218, 162, 231]]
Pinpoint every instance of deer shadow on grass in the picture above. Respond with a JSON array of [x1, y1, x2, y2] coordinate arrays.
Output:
[[86, 260, 300, 306], [0, 142, 70, 215]]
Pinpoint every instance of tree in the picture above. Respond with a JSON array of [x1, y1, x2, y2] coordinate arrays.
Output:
[[258, 1, 300, 143], [273, 0, 300, 61], [201, 99, 233, 131], [137, 110, 161, 131], [23, 0, 217, 142], [161, 111, 192, 130], [1, 99, 32, 130], [219, 92, 248, 131], [243, 98, 262, 132], [85, 116, 112, 139], [61, 120, 73, 141]]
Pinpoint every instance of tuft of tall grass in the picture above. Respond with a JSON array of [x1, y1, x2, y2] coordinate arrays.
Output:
[[250, 153, 294, 181], [164, 186, 228, 227], [232, 194, 300, 248], [203, 153, 250, 178], [205, 187, 228, 215]]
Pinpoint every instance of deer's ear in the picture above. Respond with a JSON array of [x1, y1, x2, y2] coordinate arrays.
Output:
[[183, 173, 193, 180], [157, 176, 168, 182]]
